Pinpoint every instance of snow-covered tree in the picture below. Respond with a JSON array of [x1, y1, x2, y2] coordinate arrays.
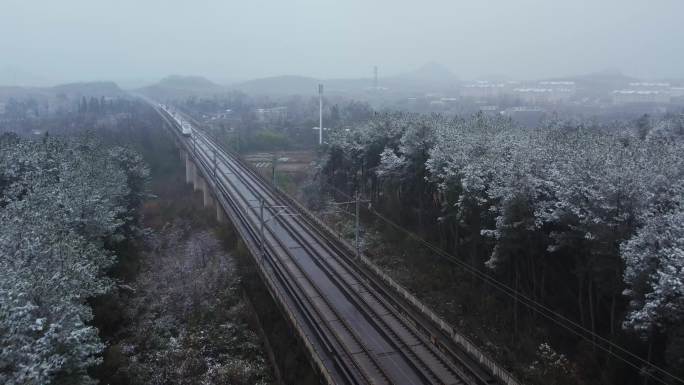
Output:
[[622, 207, 684, 334], [0, 133, 147, 384], [321, 110, 684, 380]]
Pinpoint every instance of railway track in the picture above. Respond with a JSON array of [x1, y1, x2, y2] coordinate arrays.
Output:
[[155, 104, 507, 385]]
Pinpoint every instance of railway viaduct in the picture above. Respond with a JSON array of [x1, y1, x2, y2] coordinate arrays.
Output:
[[154, 103, 523, 385]]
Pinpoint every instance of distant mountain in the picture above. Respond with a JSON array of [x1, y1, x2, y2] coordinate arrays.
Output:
[[0, 86, 49, 101], [0, 81, 125, 102], [350, 62, 460, 94], [552, 69, 635, 88], [556, 69, 638, 96], [156, 75, 222, 91], [137, 75, 225, 100], [231, 75, 321, 96], [132, 62, 463, 99], [230, 63, 460, 96], [52, 81, 124, 97], [395, 62, 459, 84]]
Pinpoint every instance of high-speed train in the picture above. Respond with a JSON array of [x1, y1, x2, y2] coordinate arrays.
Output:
[[159, 104, 192, 136]]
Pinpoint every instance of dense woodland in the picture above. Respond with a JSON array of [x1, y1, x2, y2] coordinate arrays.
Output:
[[3, 90, 683, 384], [0, 132, 148, 384], [0, 100, 274, 385], [320, 111, 684, 384]]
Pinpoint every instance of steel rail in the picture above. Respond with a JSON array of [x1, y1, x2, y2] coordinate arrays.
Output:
[[158, 108, 375, 385], [155, 103, 510, 385], [192, 129, 468, 385], [192, 133, 391, 385], [195, 130, 502, 385]]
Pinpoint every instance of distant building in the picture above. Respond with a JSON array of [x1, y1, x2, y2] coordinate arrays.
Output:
[[255, 106, 287, 123], [629, 82, 671, 88], [513, 81, 575, 104], [460, 81, 506, 99], [0, 102, 5, 115], [611, 81, 678, 104], [540, 81, 576, 94], [513, 88, 572, 104], [539, 81, 576, 87], [612, 90, 670, 104]]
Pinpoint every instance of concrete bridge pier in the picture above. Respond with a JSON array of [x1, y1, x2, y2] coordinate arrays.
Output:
[[185, 155, 195, 185], [202, 182, 214, 208], [193, 169, 201, 192], [182, 148, 221, 216], [216, 204, 226, 223]]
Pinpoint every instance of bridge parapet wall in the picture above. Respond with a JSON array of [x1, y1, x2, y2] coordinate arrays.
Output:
[[161, 105, 522, 385], [232, 155, 523, 385], [162, 118, 336, 384]]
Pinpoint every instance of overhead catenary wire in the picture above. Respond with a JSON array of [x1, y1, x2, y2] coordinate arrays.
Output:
[[188, 114, 681, 385], [318, 178, 684, 385]]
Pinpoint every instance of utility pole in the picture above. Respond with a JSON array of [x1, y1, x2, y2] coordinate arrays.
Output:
[[318, 83, 323, 145], [355, 190, 361, 258], [260, 197, 265, 260], [272, 153, 277, 187], [256, 200, 296, 262], [329, 192, 369, 258]]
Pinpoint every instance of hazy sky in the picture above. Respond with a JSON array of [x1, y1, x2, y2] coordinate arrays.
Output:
[[1, 0, 683, 86]]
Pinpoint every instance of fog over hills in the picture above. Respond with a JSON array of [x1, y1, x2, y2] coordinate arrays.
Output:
[[0, 81, 125, 103], [136, 75, 225, 100], [52, 81, 124, 97], [3, 62, 682, 103], [207, 62, 460, 96], [395, 62, 459, 84], [231, 75, 321, 96], [137, 63, 670, 99], [156, 75, 222, 91]]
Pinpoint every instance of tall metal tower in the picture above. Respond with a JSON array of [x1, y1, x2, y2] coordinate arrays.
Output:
[[318, 83, 323, 145], [373, 66, 378, 90]]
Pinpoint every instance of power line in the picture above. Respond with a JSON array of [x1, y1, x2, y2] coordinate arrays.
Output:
[[366, 208, 679, 384], [194, 119, 681, 383], [317, 178, 684, 385], [167, 98, 682, 384]]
